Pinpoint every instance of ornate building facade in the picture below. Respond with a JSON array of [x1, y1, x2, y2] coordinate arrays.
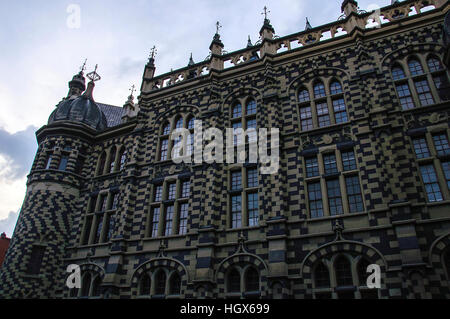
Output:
[[0, 0, 449, 299]]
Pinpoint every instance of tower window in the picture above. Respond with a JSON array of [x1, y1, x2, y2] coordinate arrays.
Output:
[[27, 245, 46, 275], [58, 155, 69, 171]]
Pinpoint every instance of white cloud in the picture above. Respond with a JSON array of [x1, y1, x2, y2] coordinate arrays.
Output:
[[0, 211, 19, 238]]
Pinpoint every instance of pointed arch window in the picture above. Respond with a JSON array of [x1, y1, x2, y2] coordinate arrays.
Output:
[[140, 273, 151, 295], [232, 103, 242, 119], [91, 276, 102, 297], [245, 267, 260, 292], [246, 100, 257, 115], [427, 56, 443, 73], [298, 88, 310, 103], [231, 98, 258, 146], [228, 269, 241, 293], [408, 58, 424, 76], [314, 262, 330, 288], [119, 149, 127, 170], [175, 117, 183, 130], [169, 273, 181, 295], [163, 123, 171, 136], [330, 81, 343, 95], [335, 256, 353, 286], [392, 64, 406, 81], [97, 152, 107, 176], [313, 81, 326, 98], [109, 146, 116, 173], [155, 271, 166, 295]]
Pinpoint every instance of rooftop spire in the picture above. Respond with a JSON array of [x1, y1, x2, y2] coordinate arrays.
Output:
[[67, 59, 87, 98], [259, 6, 275, 37], [188, 53, 195, 66], [210, 21, 224, 53], [247, 35, 253, 47]]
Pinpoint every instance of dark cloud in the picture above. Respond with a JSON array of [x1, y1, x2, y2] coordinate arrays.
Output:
[[0, 211, 19, 238], [0, 126, 38, 179]]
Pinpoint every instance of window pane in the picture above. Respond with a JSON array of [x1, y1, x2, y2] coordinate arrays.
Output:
[[246, 100, 257, 115], [396, 83, 415, 110], [305, 157, 319, 177], [427, 57, 442, 72], [299, 89, 310, 103], [345, 176, 363, 213], [45, 155, 53, 169], [154, 185, 163, 202], [94, 216, 103, 243], [233, 121, 243, 145], [308, 182, 323, 218], [327, 179, 343, 215], [247, 193, 259, 227], [414, 79, 434, 106], [341, 150, 357, 171], [420, 164, 443, 202], [165, 206, 174, 236], [163, 123, 171, 135], [160, 139, 169, 161], [245, 268, 259, 292], [233, 104, 242, 118], [333, 98, 348, 123], [151, 207, 160, 237], [168, 183, 176, 200], [104, 214, 115, 242], [188, 117, 195, 130], [246, 119, 257, 143], [231, 195, 242, 229], [231, 171, 242, 190], [323, 153, 338, 175], [58, 156, 69, 171], [335, 256, 353, 286], [315, 263, 330, 288], [100, 194, 108, 212], [155, 271, 166, 295], [228, 269, 241, 293], [314, 82, 326, 98], [408, 59, 424, 76], [316, 102, 330, 127], [433, 134, 450, 156], [330, 81, 343, 95], [247, 168, 258, 188], [119, 151, 127, 170], [175, 118, 183, 129], [111, 193, 119, 210], [413, 137, 430, 159], [392, 66, 406, 80], [179, 203, 189, 235], [181, 181, 190, 198], [300, 106, 313, 131]]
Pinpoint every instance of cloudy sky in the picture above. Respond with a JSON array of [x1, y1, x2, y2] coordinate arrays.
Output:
[[0, 0, 386, 237]]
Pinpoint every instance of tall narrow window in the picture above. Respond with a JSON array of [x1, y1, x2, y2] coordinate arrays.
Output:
[[247, 193, 259, 227], [169, 273, 181, 295], [323, 153, 338, 175], [420, 164, 443, 202], [335, 256, 353, 286], [345, 176, 364, 213], [315, 262, 330, 288], [167, 183, 177, 200], [119, 149, 127, 170], [300, 106, 313, 131], [247, 168, 258, 188], [442, 161, 450, 189], [164, 206, 174, 236], [246, 100, 257, 115], [298, 88, 310, 103], [94, 217, 103, 244], [408, 59, 424, 76], [140, 274, 151, 295], [233, 104, 242, 118], [155, 271, 166, 295], [181, 181, 190, 198], [316, 102, 330, 127], [150, 207, 160, 237], [163, 123, 171, 135], [231, 171, 242, 190], [154, 185, 163, 202], [427, 57, 443, 72], [109, 147, 116, 173], [332, 98, 348, 124], [414, 79, 434, 106], [433, 134, 450, 156], [305, 157, 319, 177], [228, 269, 241, 293], [160, 139, 169, 161], [308, 182, 323, 218], [175, 117, 183, 130], [341, 150, 357, 171], [179, 203, 188, 235], [396, 83, 415, 109], [314, 82, 326, 98], [104, 214, 115, 242], [98, 152, 106, 176], [330, 81, 343, 95], [82, 216, 92, 245], [45, 155, 53, 169], [27, 245, 46, 275], [231, 195, 242, 229], [245, 268, 259, 292], [327, 179, 343, 215]]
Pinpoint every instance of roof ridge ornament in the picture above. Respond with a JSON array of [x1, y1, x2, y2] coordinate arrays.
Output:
[[261, 5, 270, 22], [149, 45, 157, 61], [215, 21, 222, 35], [79, 58, 87, 74], [305, 17, 312, 30]]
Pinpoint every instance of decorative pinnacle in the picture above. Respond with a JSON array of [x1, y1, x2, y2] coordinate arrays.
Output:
[[261, 6, 270, 20], [86, 64, 101, 82], [216, 21, 222, 34]]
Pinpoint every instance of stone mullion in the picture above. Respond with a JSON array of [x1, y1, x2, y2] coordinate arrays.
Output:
[[336, 151, 350, 215], [318, 153, 330, 217]]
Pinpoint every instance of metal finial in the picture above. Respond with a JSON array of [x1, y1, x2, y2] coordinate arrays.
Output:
[[216, 21, 222, 34], [129, 84, 136, 97], [149, 46, 157, 60], [261, 6, 270, 20], [79, 58, 87, 73], [86, 64, 101, 82]]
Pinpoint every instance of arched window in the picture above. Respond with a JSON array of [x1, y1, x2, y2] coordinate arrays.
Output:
[[314, 262, 330, 288], [231, 98, 258, 145], [97, 152, 106, 176], [392, 64, 406, 80], [169, 273, 181, 295], [408, 58, 424, 76], [188, 117, 195, 130], [119, 148, 127, 171], [313, 81, 326, 98], [109, 146, 116, 173], [140, 273, 151, 295], [227, 269, 241, 293], [357, 258, 371, 286], [175, 117, 183, 130], [91, 276, 102, 297], [246, 100, 257, 115], [162, 123, 171, 136], [81, 273, 91, 297], [299, 79, 348, 131], [245, 267, 259, 292], [155, 270, 166, 295], [335, 256, 353, 286], [427, 56, 443, 72], [232, 103, 242, 119]]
